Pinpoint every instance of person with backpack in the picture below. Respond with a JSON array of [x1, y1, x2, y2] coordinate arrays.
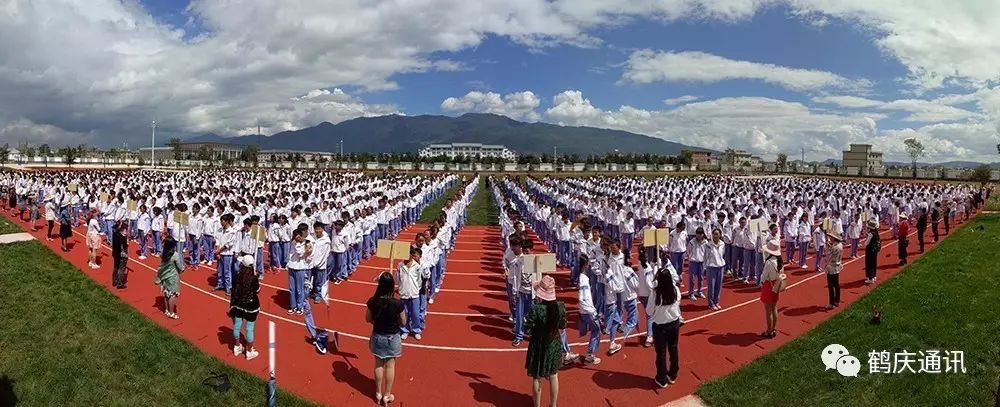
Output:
[[647, 264, 681, 388], [230, 255, 261, 361]]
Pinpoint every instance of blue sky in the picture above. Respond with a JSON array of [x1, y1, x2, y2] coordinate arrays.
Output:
[[1, 0, 998, 162]]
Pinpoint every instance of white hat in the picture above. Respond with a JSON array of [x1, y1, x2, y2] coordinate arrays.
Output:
[[238, 255, 256, 268], [763, 238, 781, 257]]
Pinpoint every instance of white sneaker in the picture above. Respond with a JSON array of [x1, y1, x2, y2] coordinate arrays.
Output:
[[801, 265, 808, 269], [245, 349, 259, 361], [428, 298, 434, 304], [233, 344, 244, 356], [138, 256, 147, 260], [414, 334, 422, 341], [401, 333, 409, 340]]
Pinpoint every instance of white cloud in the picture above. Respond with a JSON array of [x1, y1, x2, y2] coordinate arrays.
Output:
[[441, 91, 541, 121], [622, 50, 870, 92], [812, 95, 981, 122], [663, 95, 700, 105]]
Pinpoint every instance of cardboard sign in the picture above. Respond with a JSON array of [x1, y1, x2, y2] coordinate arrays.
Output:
[[376, 239, 411, 261], [822, 218, 833, 232], [250, 225, 266, 242], [861, 212, 870, 223], [67, 183, 78, 193], [643, 228, 670, 247], [126, 200, 138, 212], [749, 219, 768, 235], [99, 192, 110, 203], [173, 212, 190, 226], [524, 253, 558, 282]]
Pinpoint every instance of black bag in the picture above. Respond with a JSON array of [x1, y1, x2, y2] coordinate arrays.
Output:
[[202, 372, 231, 393]]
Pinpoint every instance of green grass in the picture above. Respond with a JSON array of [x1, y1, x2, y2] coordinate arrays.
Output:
[[0, 216, 20, 234], [465, 177, 499, 226], [986, 187, 1000, 211], [698, 214, 1000, 407], [418, 179, 464, 223], [0, 241, 316, 407]]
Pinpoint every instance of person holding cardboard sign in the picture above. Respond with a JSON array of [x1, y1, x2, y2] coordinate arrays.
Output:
[[396, 247, 428, 341]]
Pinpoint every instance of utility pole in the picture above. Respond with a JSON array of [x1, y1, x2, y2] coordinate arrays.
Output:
[[801, 147, 805, 163], [151, 120, 156, 169]]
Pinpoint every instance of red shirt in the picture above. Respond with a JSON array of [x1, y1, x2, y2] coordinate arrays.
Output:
[[898, 221, 909, 238]]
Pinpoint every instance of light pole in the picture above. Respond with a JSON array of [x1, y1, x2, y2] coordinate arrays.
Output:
[[151, 120, 156, 169]]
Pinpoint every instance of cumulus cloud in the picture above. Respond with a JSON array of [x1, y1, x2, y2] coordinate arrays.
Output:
[[441, 91, 541, 121], [622, 50, 870, 92]]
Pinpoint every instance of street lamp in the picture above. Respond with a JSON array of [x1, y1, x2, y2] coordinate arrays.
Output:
[[151, 120, 157, 169]]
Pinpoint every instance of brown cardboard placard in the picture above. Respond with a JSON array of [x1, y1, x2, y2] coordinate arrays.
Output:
[[250, 225, 266, 242]]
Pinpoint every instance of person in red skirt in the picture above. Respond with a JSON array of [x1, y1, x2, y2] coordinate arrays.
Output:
[[759, 238, 786, 338]]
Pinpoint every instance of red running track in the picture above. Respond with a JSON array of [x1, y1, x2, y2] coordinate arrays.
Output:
[[1, 210, 976, 406]]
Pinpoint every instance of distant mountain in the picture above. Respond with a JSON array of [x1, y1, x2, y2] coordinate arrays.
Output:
[[820, 159, 1000, 169], [183, 113, 712, 156]]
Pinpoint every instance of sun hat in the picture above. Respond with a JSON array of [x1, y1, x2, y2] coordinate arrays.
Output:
[[898, 213, 908, 220], [867, 219, 879, 229], [827, 230, 843, 242], [763, 238, 781, 257], [534, 275, 556, 302], [238, 254, 256, 268]]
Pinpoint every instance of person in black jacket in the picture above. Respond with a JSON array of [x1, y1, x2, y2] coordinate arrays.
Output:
[[930, 202, 941, 242], [915, 207, 927, 253], [864, 220, 880, 284], [111, 222, 129, 289]]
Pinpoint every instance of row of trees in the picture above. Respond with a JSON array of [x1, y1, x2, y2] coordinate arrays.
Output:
[[0, 142, 95, 168]]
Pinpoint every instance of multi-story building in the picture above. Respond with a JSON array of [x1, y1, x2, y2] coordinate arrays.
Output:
[[842, 144, 884, 176], [418, 143, 517, 161]]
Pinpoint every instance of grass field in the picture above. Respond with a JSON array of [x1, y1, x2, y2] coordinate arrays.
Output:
[[465, 177, 499, 226], [418, 179, 464, 223], [0, 240, 315, 407], [0, 216, 20, 234], [698, 214, 1000, 407]]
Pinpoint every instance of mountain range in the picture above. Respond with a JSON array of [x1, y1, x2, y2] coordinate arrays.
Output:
[[184, 113, 711, 156]]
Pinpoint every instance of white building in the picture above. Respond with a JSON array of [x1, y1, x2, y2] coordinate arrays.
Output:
[[419, 143, 517, 161], [842, 144, 884, 176]]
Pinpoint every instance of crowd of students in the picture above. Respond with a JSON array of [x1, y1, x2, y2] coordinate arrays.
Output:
[[488, 174, 988, 395], [1, 169, 991, 405]]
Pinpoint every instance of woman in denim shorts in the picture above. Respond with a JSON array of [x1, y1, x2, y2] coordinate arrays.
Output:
[[366, 272, 405, 406]]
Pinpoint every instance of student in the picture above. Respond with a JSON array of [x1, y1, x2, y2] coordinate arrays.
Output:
[[187, 205, 204, 266], [28, 197, 39, 231], [151, 207, 165, 256], [330, 220, 348, 285], [648, 267, 681, 388], [367, 272, 405, 406], [604, 241, 632, 356], [202, 208, 219, 267], [759, 239, 784, 338], [915, 207, 927, 253], [783, 212, 798, 261], [686, 227, 706, 301], [824, 231, 844, 310], [619, 211, 636, 260], [812, 220, 826, 272], [512, 239, 536, 347], [897, 213, 910, 265], [635, 249, 659, 347], [86, 209, 101, 269], [250, 215, 265, 278], [847, 212, 862, 258], [576, 255, 603, 364], [155, 237, 186, 319], [277, 215, 292, 269], [213, 214, 237, 296], [504, 234, 523, 322], [230, 255, 261, 361], [310, 222, 332, 302], [523, 275, 567, 407], [864, 220, 881, 284], [703, 228, 726, 311], [667, 221, 687, 279], [930, 202, 941, 242], [287, 227, 312, 315], [111, 222, 129, 289], [397, 247, 428, 341], [137, 204, 151, 259], [44, 198, 56, 240], [796, 214, 811, 269], [58, 204, 71, 252], [267, 214, 283, 271]]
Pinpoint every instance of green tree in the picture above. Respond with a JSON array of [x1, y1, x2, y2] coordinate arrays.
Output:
[[23, 145, 36, 164], [240, 145, 260, 167], [59, 146, 79, 167], [38, 144, 51, 167], [776, 153, 788, 172], [197, 146, 215, 165], [903, 138, 925, 178], [968, 164, 992, 186], [167, 138, 182, 167], [678, 150, 693, 166]]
